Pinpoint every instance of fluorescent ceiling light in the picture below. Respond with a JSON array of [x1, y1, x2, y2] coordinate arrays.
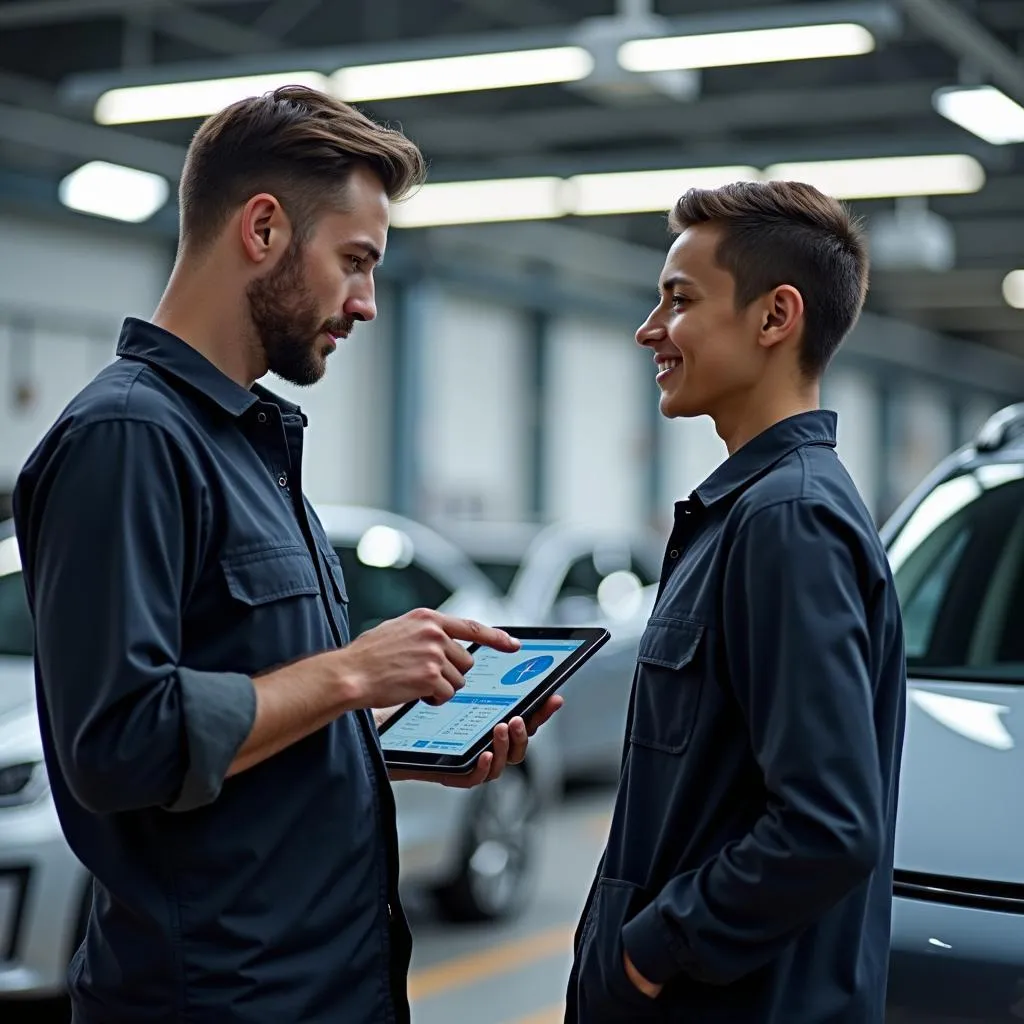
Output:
[[333, 47, 593, 102], [94, 71, 329, 124], [933, 85, 1024, 146], [618, 22, 875, 72], [391, 177, 565, 228], [1003, 270, 1024, 310], [59, 161, 169, 222], [763, 154, 985, 199], [567, 166, 760, 216]]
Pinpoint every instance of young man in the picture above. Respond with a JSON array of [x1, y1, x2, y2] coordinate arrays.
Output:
[[13, 86, 559, 1024], [565, 181, 906, 1023]]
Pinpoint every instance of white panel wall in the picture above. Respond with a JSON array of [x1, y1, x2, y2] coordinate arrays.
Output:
[[545, 318, 649, 529], [266, 286, 392, 509], [417, 290, 531, 521], [889, 382, 954, 505], [825, 365, 881, 517], [960, 394, 1002, 445], [0, 214, 171, 487], [659, 414, 727, 532]]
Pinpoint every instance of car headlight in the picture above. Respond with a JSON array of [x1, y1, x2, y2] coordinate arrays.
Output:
[[0, 761, 49, 808]]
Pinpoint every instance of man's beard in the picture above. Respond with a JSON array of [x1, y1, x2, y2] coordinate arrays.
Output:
[[246, 240, 352, 387]]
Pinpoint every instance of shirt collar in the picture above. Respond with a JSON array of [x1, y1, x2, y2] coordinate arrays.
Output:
[[115, 317, 306, 423], [692, 409, 838, 507]]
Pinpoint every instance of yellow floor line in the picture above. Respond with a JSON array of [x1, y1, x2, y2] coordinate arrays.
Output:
[[408, 925, 573, 1001]]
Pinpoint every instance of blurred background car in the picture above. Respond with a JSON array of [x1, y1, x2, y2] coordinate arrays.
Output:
[[437, 519, 663, 781], [882, 403, 1024, 1023], [0, 506, 562, 1003]]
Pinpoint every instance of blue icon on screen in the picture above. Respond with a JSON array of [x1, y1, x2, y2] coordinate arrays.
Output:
[[501, 655, 555, 686]]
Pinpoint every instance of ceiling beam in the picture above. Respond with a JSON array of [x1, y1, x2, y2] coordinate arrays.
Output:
[[409, 80, 948, 156], [423, 131, 1002, 182], [0, 0, 262, 30], [57, 1, 898, 99], [900, 0, 1024, 105], [151, 5, 277, 55], [254, 0, 324, 38], [0, 102, 186, 177]]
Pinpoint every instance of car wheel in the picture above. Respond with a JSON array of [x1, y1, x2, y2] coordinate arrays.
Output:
[[433, 766, 538, 923]]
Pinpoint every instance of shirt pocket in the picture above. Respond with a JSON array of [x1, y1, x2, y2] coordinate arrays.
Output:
[[221, 544, 321, 605], [630, 616, 706, 755]]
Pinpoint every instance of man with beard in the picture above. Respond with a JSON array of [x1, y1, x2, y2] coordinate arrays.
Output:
[[13, 86, 560, 1024]]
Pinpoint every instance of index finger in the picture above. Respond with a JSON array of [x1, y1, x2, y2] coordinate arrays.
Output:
[[437, 616, 520, 652]]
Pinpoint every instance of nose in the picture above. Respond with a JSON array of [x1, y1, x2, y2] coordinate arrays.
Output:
[[344, 277, 377, 323], [635, 307, 665, 349]]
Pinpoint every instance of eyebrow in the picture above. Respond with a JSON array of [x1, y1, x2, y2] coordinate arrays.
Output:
[[350, 240, 384, 265], [660, 273, 695, 293]]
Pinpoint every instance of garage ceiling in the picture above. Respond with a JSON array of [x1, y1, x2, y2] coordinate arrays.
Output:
[[1, 0, 1023, 356]]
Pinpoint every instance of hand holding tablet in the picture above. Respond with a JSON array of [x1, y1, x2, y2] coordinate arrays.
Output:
[[378, 626, 610, 775]]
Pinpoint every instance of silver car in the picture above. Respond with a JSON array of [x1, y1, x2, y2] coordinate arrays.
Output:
[[436, 519, 663, 782], [881, 403, 1024, 1022], [0, 505, 558, 1003]]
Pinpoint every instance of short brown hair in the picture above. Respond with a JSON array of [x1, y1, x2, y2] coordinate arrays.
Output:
[[669, 180, 869, 377], [178, 85, 427, 251]]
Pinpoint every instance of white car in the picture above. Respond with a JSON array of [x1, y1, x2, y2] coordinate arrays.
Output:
[[0, 507, 560, 1002], [436, 519, 663, 781]]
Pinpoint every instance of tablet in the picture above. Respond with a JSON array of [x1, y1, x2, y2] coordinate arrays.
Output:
[[378, 626, 610, 774]]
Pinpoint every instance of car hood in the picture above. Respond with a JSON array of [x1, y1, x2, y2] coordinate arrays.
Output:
[[0, 657, 42, 762], [896, 678, 1024, 885]]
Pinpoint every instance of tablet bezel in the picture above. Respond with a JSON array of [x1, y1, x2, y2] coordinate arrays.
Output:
[[378, 625, 611, 774]]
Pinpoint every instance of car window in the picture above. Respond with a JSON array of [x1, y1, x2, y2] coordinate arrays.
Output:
[[333, 543, 454, 637], [888, 465, 1024, 680], [472, 558, 521, 596]]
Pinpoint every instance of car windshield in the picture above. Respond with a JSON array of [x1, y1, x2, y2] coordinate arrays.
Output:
[[888, 462, 1024, 682], [0, 535, 32, 658], [470, 557, 521, 596], [333, 542, 453, 637]]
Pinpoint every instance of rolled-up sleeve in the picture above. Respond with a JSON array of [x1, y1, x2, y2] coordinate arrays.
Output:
[[22, 418, 256, 815], [622, 497, 883, 986]]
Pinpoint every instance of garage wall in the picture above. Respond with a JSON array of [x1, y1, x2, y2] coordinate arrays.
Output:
[[0, 214, 171, 486], [824, 364, 882, 516], [659, 413, 728, 516], [543, 317, 649, 529], [416, 289, 532, 521], [266, 287, 392, 509]]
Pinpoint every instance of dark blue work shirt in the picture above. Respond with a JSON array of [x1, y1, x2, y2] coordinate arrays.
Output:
[[13, 319, 410, 1023], [566, 411, 906, 1024]]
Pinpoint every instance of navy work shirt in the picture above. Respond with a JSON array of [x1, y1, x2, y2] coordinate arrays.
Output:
[[566, 411, 906, 1024], [13, 319, 410, 1023]]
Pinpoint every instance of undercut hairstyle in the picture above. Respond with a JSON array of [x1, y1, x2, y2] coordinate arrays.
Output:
[[670, 180, 870, 378], [178, 84, 427, 252]]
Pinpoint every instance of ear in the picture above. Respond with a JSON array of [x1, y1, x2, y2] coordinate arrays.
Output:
[[239, 193, 291, 265], [758, 284, 804, 350]]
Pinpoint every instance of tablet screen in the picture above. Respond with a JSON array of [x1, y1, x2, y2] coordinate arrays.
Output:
[[381, 639, 585, 756]]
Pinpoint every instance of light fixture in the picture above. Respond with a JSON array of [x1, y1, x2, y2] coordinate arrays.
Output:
[[567, 166, 761, 216], [390, 176, 566, 228], [59, 161, 170, 223], [94, 71, 330, 125], [618, 22, 875, 73], [332, 47, 593, 102], [1003, 270, 1024, 310], [763, 154, 985, 200], [933, 85, 1024, 146]]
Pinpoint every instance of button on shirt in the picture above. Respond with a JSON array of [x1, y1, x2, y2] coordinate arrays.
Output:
[[13, 319, 410, 1024], [566, 410, 907, 1024]]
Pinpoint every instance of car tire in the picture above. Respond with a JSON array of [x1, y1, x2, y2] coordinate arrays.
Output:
[[433, 766, 538, 923]]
